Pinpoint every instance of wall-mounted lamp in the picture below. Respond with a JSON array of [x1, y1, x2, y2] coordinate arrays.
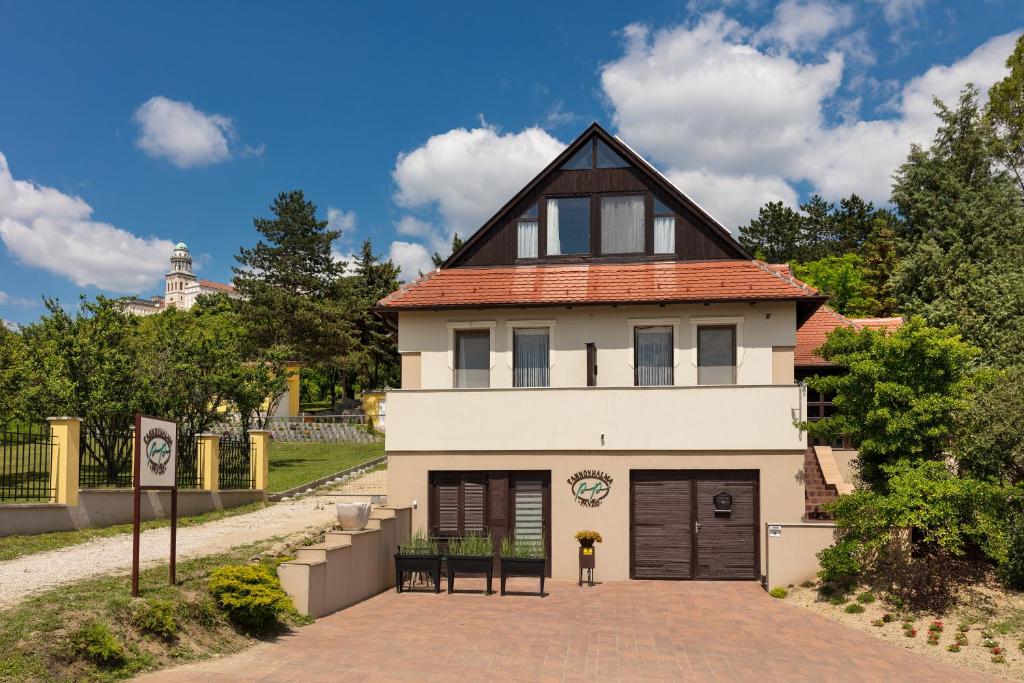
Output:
[[412, 499, 418, 510]]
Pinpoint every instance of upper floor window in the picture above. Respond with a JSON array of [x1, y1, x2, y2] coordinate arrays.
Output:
[[653, 197, 676, 254], [547, 197, 590, 255], [635, 326, 674, 386], [517, 203, 539, 259], [454, 329, 490, 388], [697, 325, 736, 385], [561, 138, 630, 171], [600, 195, 644, 254], [513, 327, 550, 387]]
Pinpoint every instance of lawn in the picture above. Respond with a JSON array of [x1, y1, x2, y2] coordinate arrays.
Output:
[[0, 502, 267, 562], [268, 440, 383, 493], [0, 539, 308, 682]]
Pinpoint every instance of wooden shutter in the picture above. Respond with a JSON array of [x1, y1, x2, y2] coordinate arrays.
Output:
[[434, 473, 461, 536], [430, 472, 489, 537]]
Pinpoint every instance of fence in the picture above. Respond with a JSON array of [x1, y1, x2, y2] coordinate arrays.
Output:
[[0, 423, 56, 502], [219, 434, 254, 489], [79, 423, 134, 489], [176, 435, 205, 490]]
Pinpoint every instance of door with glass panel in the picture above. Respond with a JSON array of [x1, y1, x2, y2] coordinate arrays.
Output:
[[635, 326, 674, 386], [510, 474, 551, 576], [513, 327, 550, 388]]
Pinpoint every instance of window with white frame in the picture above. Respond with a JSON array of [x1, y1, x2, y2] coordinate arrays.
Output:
[[512, 327, 550, 387], [453, 329, 490, 388], [634, 326, 674, 386], [697, 325, 737, 385]]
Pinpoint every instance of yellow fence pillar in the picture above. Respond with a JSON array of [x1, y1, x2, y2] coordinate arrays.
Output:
[[47, 417, 81, 506], [197, 433, 220, 492], [285, 362, 301, 417], [250, 430, 271, 492]]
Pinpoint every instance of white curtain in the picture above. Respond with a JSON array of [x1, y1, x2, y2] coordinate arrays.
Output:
[[635, 327, 673, 386], [601, 196, 644, 253], [546, 199, 560, 255], [517, 220, 538, 258], [654, 216, 675, 253], [513, 328, 549, 387]]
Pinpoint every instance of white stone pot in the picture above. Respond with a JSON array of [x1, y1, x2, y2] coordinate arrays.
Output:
[[336, 502, 371, 531]]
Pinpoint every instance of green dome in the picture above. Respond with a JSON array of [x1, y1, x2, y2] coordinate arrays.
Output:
[[175, 242, 188, 250]]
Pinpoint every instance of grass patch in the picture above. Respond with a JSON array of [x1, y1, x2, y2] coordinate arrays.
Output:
[[0, 502, 267, 562], [0, 540, 306, 682], [268, 441, 383, 493]]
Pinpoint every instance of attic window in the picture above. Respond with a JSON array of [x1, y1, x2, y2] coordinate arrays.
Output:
[[561, 138, 630, 171], [517, 203, 539, 259]]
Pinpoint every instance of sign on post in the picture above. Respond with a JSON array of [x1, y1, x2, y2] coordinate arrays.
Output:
[[132, 414, 178, 597]]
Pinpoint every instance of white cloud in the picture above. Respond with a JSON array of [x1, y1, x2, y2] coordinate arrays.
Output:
[[133, 96, 234, 168], [393, 123, 564, 234], [0, 290, 34, 307], [664, 169, 799, 230], [0, 291, 6, 304], [327, 207, 357, 234], [601, 14, 1020, 226], [0, 152, 174, 292], [873, 0, 927, 26], [389, 240, 435, 279], [754, 0, 855, 52], [2, 319, 16, 332]]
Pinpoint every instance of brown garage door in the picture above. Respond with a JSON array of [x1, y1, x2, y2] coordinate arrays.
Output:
[[631, 470, 759, 580]]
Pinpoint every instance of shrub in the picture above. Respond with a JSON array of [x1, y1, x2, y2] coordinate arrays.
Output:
[[574, 530, 603, 544], [818, 538, 862, 583], [71, 621, 126, 665], [446, 533, 494, 556], [398, 528, 439, 555], [983, 638, 999, 648], [186, 597, 223, 629], [993, 655, 1007, 664], [871, 619, 884, 627], [904, 628, 917, 638], [800, 580, 815, 588], [959, 623, 971, 632], [881, 613, 895, 623], [132, 598, 178, 640], [947, 644, 961, 652], [769, 587, 788, 599], [844, 603, 865, 614], [856, 591, 876, 604], [928, 620, 944, 632], [956, 633, 969, 645], [828, 595, 848, 606], [1002, 514, 1024, 589], [208, 563, 293, 631]]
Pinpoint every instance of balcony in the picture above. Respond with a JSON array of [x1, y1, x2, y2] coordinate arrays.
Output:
[[385, 384, 806, 453]]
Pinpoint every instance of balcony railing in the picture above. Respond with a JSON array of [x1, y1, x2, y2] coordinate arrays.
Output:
[[385, 384, 806, 453]]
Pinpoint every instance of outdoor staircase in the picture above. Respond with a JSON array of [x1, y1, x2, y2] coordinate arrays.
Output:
[[804, 445, 856, 519]]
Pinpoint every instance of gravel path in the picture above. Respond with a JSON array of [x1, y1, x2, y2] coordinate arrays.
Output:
[[0, 469, 388, 608]]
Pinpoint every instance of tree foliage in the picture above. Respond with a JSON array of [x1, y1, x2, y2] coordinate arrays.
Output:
[[986, 34, 1024, 195], [957, 365, 1024, 485], [431, 232, 464, 268], [792, 254, 875, 317], [803, 317, 981, 488]]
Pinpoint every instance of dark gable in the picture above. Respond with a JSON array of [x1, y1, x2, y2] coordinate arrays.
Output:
[[446, 123, 751, 268]]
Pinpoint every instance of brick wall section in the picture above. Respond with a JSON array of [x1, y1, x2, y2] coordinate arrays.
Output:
[[804, 447, 838, 518]]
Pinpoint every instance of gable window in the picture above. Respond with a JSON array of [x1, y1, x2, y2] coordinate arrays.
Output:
[[454, 329, 490, 388], [561, 138, 630, 170], [563, 144, 593, 170], [653, 197, 676, 254], [635, 326, 674, 386], [547, 197, 590, 255], [697, 325, 736, 385], [600, 195, 645, 254], [517, 203, 538, 258], [595, 139, 629, 168], [513, 327, 550, 387]]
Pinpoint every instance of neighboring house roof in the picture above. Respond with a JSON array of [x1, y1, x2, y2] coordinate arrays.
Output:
[[198, 279, 237, 294], [796, 306, 904, 367], [379, 259, 824, 311]]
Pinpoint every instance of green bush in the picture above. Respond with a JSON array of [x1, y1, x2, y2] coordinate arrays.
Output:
[[828, 595, 848, 606], [1000, 514, 1024, 590], [768, 587, 788, 599], [132, 598, 178, 640], [856, 591, 877, 604], [71, 620, 126, 665], [208, 563, 293, 631], [446, 533, 493, 556], [398, 528, 438, 555], [817, 538, 861, 583], [844, 603, 866, 614]]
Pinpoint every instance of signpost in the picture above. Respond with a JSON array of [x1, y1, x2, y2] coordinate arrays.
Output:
[[131, 414, 178, 597]]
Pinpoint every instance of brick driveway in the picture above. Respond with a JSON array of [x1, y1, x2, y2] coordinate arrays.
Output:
[[139, 580, 995, 682]]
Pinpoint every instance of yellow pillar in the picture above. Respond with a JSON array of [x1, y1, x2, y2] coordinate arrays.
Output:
[[285, 362, 301, 417], [47, 417, 81, 506], [197, 433, 220, 492], [250, 430, 271, 492]]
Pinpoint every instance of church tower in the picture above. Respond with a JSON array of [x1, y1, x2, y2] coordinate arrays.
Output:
[[164, 242, 197, 308]]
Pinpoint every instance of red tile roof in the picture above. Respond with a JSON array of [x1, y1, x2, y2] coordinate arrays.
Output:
[[796, 307, 904, 367], [198, 279, 237, 294], [379, 260, 823, 310]]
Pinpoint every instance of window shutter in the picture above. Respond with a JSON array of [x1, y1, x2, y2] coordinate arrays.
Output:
[[436, 475, 460, 535], [512, 478, 544, 544], [463, 475, 487, 533]]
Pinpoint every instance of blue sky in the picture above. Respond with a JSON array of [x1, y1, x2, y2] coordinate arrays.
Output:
[[1, 0, 1022, 325]]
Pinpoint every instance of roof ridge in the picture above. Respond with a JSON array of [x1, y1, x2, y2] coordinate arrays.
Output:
[[751, 259, 821, 297]]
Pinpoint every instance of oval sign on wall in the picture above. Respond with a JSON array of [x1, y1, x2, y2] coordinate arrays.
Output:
[[568, 470, 613, 507]]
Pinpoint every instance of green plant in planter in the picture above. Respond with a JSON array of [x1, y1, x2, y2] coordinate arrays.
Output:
[[398, 528, 439, 555], [769, 587, 788, 599], [500, 534, 545, 558], [447, 533, 494, 556]]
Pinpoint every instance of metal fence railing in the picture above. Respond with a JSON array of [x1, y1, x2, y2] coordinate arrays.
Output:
[[0, 424, 56, 502], [79, 423, 134, 489], [219, 434, 254, 489], [176, 435, 205, 490]]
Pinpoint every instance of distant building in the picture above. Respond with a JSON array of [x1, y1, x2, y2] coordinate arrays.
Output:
[[124, 242, 239, 315]]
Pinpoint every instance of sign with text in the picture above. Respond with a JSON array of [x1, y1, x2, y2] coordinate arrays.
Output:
[[568, 470, 613, 507], [138, 416, 177, 488]]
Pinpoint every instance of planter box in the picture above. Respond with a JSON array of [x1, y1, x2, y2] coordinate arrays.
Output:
[[445, 555, 494, 594], [500, 557, 546, 596], [394, 553, 442, 593]]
